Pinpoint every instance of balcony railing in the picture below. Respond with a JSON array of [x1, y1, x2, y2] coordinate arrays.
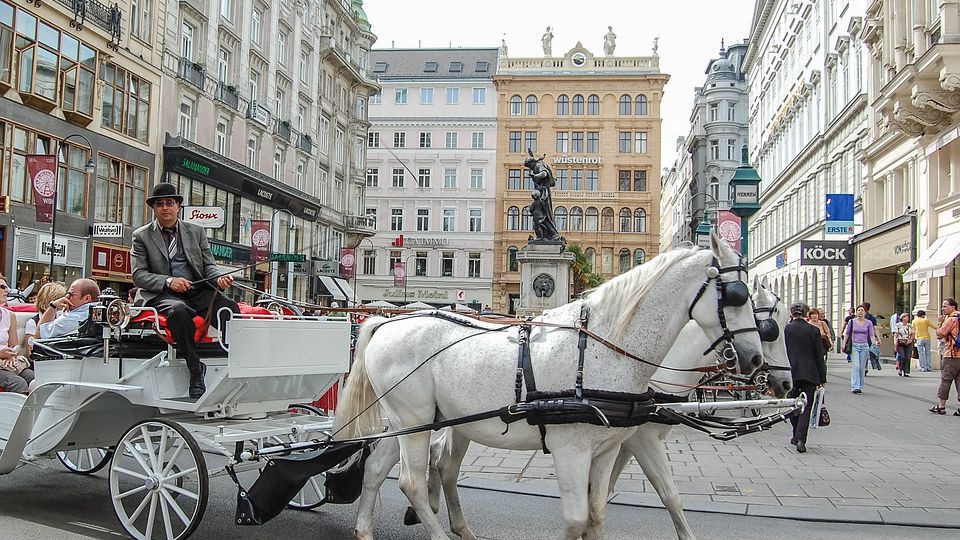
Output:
[[217, 82, 240, 111], [344, 214, 375, 233], [275, 119, 292, 142], [298, 134, 313, 154], [319, 35, 377, 85], [179, 58, 205, 90], [54, 0, 123, 45]]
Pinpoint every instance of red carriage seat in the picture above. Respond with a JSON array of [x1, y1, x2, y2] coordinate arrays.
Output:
[[237, 302, 271, 316], [130, 312, 211, 344]]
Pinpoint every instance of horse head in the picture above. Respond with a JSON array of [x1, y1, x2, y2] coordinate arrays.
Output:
[[752, 275, 793, 398], [687, 233, 765, 377]]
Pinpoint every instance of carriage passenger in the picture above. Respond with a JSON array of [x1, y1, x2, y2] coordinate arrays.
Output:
[[20, 282, 67, 358], [0, 274, 32, 393], [37, 279, 100, 339]]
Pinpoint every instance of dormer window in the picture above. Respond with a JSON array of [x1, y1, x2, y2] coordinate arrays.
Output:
[[424, 61, 438, 72], [475, 61, 489, 72], [449, 61, 462, 72], [373, 61, 387, 73]]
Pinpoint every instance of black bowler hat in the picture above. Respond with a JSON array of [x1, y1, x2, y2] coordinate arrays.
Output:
[[146, 182, 184, 207]]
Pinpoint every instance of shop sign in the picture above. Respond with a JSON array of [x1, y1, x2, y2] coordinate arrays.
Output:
[[39, 236, 68, 266], [182, 206, 225, 228], [733, 184, 759, 205], [180, 158, 211, 177], [800, 240, 851, 266], [383, 287, 450, 300], [825, 193, 855, 235], [313, 259, 338, 276], [775, 250, 787, 268], [92, 223, 124, 237], [405, 237, 450, 247], [210, 242, 234, 260], [553, 155, 602, 165], [92, 245, 131, 276], [209, 240, 251, 263]]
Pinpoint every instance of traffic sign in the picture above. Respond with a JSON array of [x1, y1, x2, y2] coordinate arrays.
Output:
[[269, 253, 306, 263], [456, 289, 465, 301]]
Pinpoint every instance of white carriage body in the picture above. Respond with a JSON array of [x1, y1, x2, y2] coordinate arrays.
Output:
[[0, 315, 350, 474]]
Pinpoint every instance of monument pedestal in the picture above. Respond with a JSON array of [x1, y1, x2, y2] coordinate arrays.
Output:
[[516, 242, 574, 318]]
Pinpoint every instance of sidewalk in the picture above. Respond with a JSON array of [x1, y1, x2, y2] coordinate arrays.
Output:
[[452, 355, 960, 528]]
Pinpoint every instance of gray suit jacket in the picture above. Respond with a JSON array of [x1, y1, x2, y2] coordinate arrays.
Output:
[[131, 220, 221, 304]]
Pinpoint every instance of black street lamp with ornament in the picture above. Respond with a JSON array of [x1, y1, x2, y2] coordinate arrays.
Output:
[[729, 146, 761, 259]]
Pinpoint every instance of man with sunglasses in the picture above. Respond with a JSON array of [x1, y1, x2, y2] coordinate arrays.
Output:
[[37, 278, 100, 338], [131, 183, 239, 399]]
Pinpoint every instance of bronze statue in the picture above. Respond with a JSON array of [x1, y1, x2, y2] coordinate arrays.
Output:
[[524, 149, 563, 243]]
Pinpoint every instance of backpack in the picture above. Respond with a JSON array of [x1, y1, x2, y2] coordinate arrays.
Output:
[[954, 316, 960, 350]]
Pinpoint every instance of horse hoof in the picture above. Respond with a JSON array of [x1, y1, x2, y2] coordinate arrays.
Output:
[[403, 506, 421, 526]]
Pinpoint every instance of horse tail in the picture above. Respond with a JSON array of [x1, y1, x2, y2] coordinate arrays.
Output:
[[333, 316, 388, 440]]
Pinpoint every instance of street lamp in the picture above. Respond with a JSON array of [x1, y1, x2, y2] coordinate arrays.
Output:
[[270, 208, 296, 299], [729, 145, 762, 260], [351, 237, 375, 306], [402, 253, 418, 306], [51, 134, 96, 278], [688, 192, 719, 249]]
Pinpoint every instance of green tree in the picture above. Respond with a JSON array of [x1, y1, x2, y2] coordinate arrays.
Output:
[[567, 243, 604, 297]]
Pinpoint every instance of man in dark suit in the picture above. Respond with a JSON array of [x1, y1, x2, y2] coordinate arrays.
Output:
[[784, 302, 827, 453], [132, 183, 239, 398]]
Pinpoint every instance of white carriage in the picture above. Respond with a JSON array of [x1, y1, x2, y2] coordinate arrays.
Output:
[[0, 297, 351, 540]]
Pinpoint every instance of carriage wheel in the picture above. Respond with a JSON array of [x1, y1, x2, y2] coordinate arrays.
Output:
[[109, 419, 208, 540], [57, 447, 113, 474]]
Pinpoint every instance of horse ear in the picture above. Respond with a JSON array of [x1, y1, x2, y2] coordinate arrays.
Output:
[[760, 275, 770, 289], [752, 275, 761, 293]]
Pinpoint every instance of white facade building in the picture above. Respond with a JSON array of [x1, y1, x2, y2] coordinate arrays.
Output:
[[660, 137, 692, 251], [744, 0, 869, 334], [358, 48, 500, 308]]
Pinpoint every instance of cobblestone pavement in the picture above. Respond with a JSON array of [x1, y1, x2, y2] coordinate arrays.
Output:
[[452, 355, 960, 527]]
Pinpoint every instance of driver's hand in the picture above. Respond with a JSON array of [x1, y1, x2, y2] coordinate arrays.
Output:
[[170, 277, 192, 293], [217, 275, 234, 290]]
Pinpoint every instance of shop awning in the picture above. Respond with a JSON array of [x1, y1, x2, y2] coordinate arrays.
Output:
[[902, 232, 960, 282], [333, 278, 357, 305], [318, 276, 347, 301]]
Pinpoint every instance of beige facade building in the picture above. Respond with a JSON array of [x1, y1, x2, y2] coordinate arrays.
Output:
[[492, 43, 668, 313]]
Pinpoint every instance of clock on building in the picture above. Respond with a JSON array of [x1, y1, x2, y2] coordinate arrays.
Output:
[[571, 52, 587, 66]]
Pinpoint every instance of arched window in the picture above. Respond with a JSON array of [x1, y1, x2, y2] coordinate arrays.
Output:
[[618, 94, 632, 115], [525, 95, 538, 115], [634, 208, 647, 233], [507, 206, 519, 230], [634, 248, 646, 266], [572, 94, 584, 115], [587, 94, 600, 115], [619, 249, 631, 273], [570, 206, 583, 231], [510, 95, 522, 116], [635, 94, 648, 115], [555, 206, 567, 230], [557, 94, 569, 115], [619, 208, 632, 232], [585, 247, 596, 272], [521, 205, 531, 230], [585, 207, 599, 231], [601, 207, 614, 231], [508, 246, 519, 272]]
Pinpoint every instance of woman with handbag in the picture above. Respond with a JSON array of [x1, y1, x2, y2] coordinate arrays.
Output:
[[0, 274, 32, 393], [895, 313, 916, 377], [785, 302, 827, 453], [841, 305, 880, 394], [808, 308, 834, 360]]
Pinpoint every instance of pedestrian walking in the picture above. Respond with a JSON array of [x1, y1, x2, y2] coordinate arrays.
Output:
[[931, 298, 960, 415], [808, 308, 833, 361], [842, 307, 855, 362], [841, 304, 880, 394], [913, 310, 938, 372], [894, 313, 915, 376], [785, 302, 826, 453], [862, 302, 882, 371]]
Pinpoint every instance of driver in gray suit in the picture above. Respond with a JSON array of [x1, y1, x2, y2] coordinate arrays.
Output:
[[131, 183, 239, 399]]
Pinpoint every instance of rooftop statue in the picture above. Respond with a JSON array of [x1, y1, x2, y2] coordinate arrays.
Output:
[[604, 26, 616, 56], [542, 26, 554, 56]]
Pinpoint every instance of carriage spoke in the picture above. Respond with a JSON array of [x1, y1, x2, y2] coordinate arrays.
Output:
[[157, 427, 169, 467], [161, 441, 186, 476], [113, 466, 150, 482], [128, 488, 154, 524], [163, 482, 200, 501], [164, 466, 198, 483], [114, 484, 150, 501], [124, 440, 155, 476], [159, 488, 175, 540], [145, 491, 159, 539], [306, 477, 323, 500], [160, 488, 192, 527], [141, 425, 160, 472]]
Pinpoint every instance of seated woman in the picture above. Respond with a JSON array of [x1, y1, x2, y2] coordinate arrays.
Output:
[[20, 282, 66, 359], [0, 274, 32, 393]]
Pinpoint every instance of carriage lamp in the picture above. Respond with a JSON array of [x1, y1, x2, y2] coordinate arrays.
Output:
[[729, 145, 762, 258]]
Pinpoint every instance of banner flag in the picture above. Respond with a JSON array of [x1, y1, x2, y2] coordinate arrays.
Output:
[[393, 262, 406, 287], [251, 220, 272, 262], [27, 154, 57, 223], [339, 248, 356, 279], [717, 211, 742, 251]]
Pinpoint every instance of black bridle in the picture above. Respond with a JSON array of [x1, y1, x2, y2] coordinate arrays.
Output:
[[688, 256, 760, 357], [753, 292, 782, 343]]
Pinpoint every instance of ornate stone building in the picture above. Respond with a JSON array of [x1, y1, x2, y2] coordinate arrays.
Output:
[[492, 42, 668, 313], [863, 0, 960, 351]]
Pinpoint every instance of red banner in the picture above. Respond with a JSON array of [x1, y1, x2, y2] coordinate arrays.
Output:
[[717, 211, 743, 251], [393, 262, 406, 287], [251, 220, 272, 262], [27, 154, 57, 223], [340, 248, 356, 279]]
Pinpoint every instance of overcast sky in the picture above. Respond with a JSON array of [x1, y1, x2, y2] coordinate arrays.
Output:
[[363, 0, 755, 170]]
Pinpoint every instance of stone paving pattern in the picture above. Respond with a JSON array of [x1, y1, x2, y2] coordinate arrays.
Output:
[[452, 356, 960, 526]]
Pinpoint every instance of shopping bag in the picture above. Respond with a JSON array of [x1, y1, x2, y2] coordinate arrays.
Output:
[[809, 386, 826, 430]]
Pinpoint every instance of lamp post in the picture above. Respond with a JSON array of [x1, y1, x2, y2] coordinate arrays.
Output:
[[351, 237, 375, 306], [270, 208, 296, 299], [729, 146, 762, 260], [51, 134, 96, 280], [687, 192, 720, 249], [402, 253, 418, 306]]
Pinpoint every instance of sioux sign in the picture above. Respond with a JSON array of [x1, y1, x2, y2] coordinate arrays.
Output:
[[182, 206, 225, 228], [800, 240, 851, 266]]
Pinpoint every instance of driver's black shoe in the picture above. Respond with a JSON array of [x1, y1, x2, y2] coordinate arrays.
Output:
[[189, 363, 207, 399], [796, 442, 806, 453]]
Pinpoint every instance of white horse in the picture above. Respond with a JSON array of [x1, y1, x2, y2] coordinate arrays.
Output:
[[334, 237, 764, 540], [390, 276, 795, 540]]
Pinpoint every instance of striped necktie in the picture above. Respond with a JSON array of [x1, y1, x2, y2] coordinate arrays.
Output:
[[162, 226, 178, 259]]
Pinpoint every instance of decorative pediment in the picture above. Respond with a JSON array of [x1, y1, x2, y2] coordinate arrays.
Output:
[[825, 52, 839, 68], [808, 69, 821, 84], [834, 35, 851, 53], [847, 16, 863, 36]]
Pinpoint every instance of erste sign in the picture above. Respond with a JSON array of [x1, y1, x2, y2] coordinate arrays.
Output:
[[182, 206, 225, 228]]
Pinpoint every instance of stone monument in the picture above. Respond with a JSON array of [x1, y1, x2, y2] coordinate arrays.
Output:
[[515, 151, 574, 317]]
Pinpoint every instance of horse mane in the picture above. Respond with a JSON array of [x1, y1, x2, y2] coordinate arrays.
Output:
[[586, 245, 702, 342]]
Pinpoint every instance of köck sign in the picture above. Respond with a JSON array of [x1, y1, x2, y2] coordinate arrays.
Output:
[[800, 240, 851, 266]]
